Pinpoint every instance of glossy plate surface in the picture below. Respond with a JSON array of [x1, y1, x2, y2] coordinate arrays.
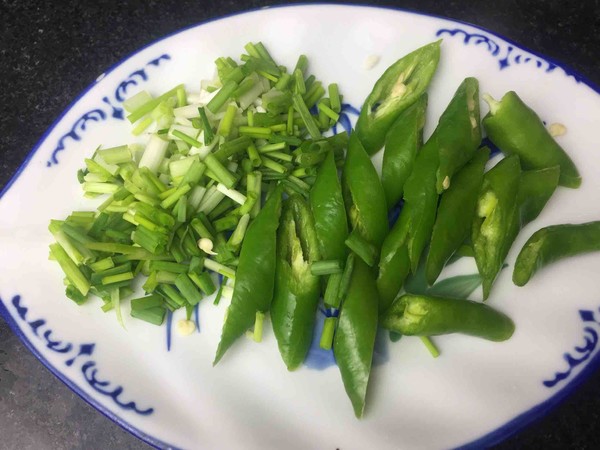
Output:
[[1, 4, 599, 449]]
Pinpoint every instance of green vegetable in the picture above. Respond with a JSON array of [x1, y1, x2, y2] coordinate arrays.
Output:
[[309, 151, 348, 261], [214, 185, 283, 365], [382, 94, 427, 210], [472, 155, 521, 299], [333, 259, 379, 418], [355, 40, 441, 155], [342, 133, 388, 250], [514, 221, 600, 286], [271, 195, 321, 370], [483, 91, 581, 188], [426, 147, 489, 285], [382, 294, 515, 341]]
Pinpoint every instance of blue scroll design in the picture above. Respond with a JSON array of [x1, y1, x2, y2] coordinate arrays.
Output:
[[3, 294, 154, 416], [543, 309, 600, 388], [436, 28, 582, 83], [47, 54, 171, 167]]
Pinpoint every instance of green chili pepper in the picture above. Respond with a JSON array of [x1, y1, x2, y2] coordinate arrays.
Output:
[[355, 40, 441, 155], [511, 165, 560, 230], [472, 155, 521, 300], [384, 78, 483, 275], [513, 221, 600, 286], [377, 242, 410, 314], [342, 133, 388, 250], [271, 195, 321, 370], [482, 91, 581, 188], [381, 94, 427, 210], [434, 77, 482, 193], [383, 294, 514, 341], [426, 147, 489, 285], [213, 185, 283, 365], [333, 258, 379, 418], [309, 151, 348, 261]]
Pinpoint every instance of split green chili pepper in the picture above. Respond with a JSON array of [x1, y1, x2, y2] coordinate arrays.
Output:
[[342, 133, 389, 253], [425, 147, 489, 285], [473, 160, 560, 298], [355, 40, 441, 155], [214, 185, 283, 365], [309, 150, 348, 261], [381, 94, 427, 210], [382, 78, 481, 277], [333, 258, 379, 418], [382, 293, 515, 341], [271, 195, 321, 370], [483, 91, 581, 188], [513, 221, 600, 286], [472, 155, 521, 300]]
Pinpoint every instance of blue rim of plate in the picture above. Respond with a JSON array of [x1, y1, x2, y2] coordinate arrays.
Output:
[[0, 4, 598, 449]]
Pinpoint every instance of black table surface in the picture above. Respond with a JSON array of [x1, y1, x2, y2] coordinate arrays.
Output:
[[1, 1, 599, 449]]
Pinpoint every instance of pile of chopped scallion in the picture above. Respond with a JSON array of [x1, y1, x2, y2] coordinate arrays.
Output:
[[49, 42, 347, 328]]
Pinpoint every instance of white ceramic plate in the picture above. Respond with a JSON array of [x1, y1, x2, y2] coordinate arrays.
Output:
[[1, 4, 599, 449]]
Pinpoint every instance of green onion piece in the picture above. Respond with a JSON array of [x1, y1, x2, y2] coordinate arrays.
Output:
[[189, 271, 216, 295], [89, 257, 114, 272], [131, 294, 163, 310], [420, 336, 441, 358], [228, 214, 250, 250], [253, 311, 265, 342], [328, 83, 341, 113], [207, 80, 239, 113], [267, 151, 293, 162], [294, 68, 306, 94], [198, 107, 214, 145], [143, 271, 158, 292], [213, 214, 238, 232], [244, 42, 261, 58], [204, 258, 236, 279], [214, 136, 252, 161], [238, 192, 257, 216], [175, 273, 203, 305], [238, 125, 272, 139], [218, 103, 238, 137], [292, 93, 321, 139], [160, 183, 191, 209], [255, 42, 277, 65], [311, 260, 344, 276], [258, 142, 287, 153], [246, 144, 262, 167], [213, 277, 227, 305], [102, 272, 134, 285], [345, 232, 378, 267], [130, 306, 165, 326], [274, 73, 291, 90], [319, 317, 337, 350], [127, 84, 183, 123], [49, 244, 90, 296], [205, 155, 237, 189], [176, 87, 187, 107], [261, 156, 287, 174], [132, 116, 154, 136], [65, 284, 88, 305], [324, 273, 343, 308], [304, 82, 326, 109], [180, 160, 207, 187], [176, 196, 187, 222], [191, 217, 215, 241], [123, 90, 152, 113], [250, 171, 262, 218], [318, 101, 340, 122], [172, 129, 201, 148], [337, 253, 355, 305], [159, 284, 186, 307], [294, 54, 308, 74], [98, 145, 131, 165], [90, 263, 132, 284]]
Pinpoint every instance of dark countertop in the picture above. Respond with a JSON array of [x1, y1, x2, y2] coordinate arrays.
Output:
[[1, 1, 599, 449]]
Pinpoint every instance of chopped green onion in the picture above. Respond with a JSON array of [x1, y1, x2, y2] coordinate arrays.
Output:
[[188, 271, 216, 295], [205, 155, 237, 189], [130, 306, 165, 325], [328, 83, 341, 113], [246, 144, 262, 167], [253, 311, 265, 342], [90, 257, 115, 272], [49, 243, 90, 296], [317, 101, 340, 122], [345, 232, 378, 267], [319, 317, 337, 350], [228, 214, 250, 250], [175, 273, 203, 305], [337, 253, 355, 305], [172, 129, 201, 148], [204, 258, 236, 279], [311, 260, 344, 276], [207, 80, 239, 113], [261, 156, 287, 174], [292, 93, 321, 139], [102, 272, 134, 285], [198, 107, 214, 144], [420, 336, 440, 358], [131, 294, 164, 310], [127, 84, 183, 123]]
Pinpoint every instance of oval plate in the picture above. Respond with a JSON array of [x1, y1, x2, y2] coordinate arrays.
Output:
[[1, 4, 599, 449]]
